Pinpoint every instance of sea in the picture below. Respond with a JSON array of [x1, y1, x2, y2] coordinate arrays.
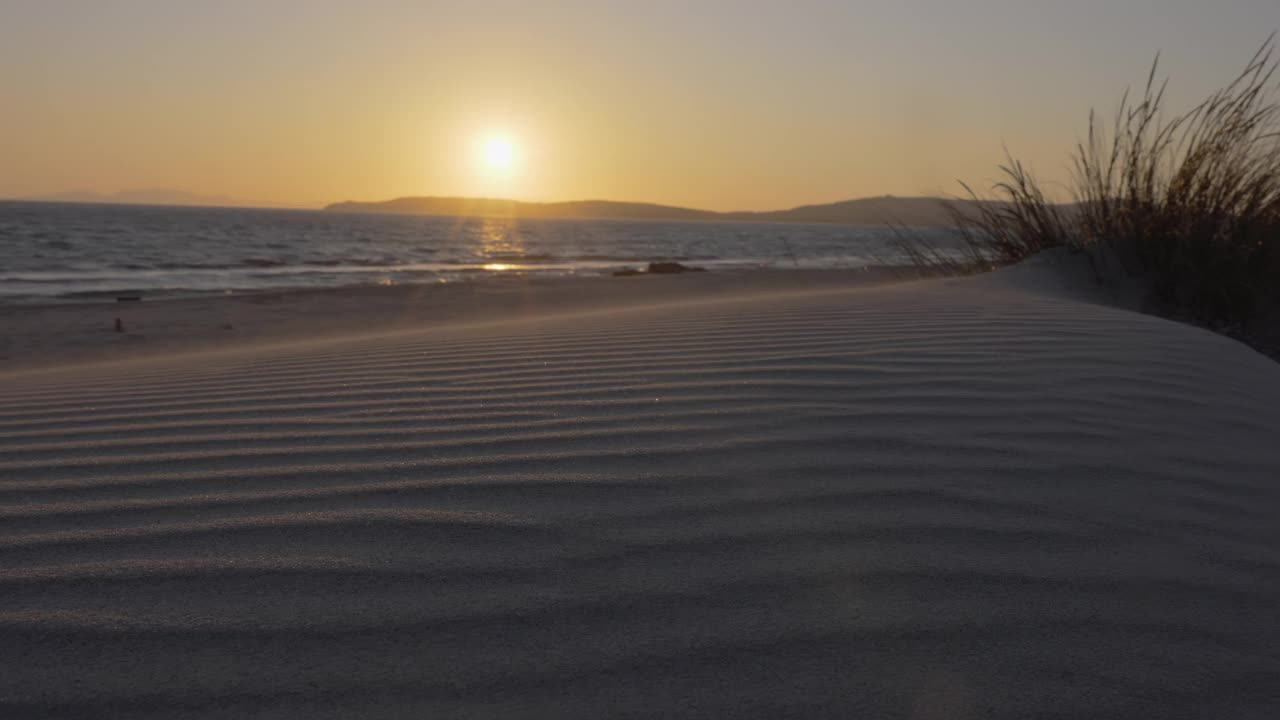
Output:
[[0, 201, 965, 302]]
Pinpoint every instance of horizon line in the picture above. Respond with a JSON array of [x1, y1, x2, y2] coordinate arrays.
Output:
[[6, 191, 976, 214]]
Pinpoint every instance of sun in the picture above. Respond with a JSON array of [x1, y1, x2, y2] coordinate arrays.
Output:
[[481, 136, 517, 171]]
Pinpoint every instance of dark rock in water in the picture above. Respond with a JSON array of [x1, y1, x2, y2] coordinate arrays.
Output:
[[116, 295, 141, 302], [614, 262, 708, 277], [647, 262, 707, 274]]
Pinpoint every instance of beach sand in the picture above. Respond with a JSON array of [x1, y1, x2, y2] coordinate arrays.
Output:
[[1, 260, 1279, 718], [0, 269, 906, 372]]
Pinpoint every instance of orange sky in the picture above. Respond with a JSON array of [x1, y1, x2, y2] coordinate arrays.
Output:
[[1, 1, 1277, 210]]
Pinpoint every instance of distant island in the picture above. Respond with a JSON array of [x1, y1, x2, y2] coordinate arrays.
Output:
[[27, 188, 241, 207], [324, 195, 987, 227], [11, 191, 999, 226]]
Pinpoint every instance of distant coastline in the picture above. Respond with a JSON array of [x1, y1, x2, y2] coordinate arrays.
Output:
[[324, 195, 993, 227], [21, 188, 241, 208], [4, 192, 1007, 226]]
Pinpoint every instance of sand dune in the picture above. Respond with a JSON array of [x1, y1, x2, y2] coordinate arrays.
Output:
[[2, 266, 1279, 719]]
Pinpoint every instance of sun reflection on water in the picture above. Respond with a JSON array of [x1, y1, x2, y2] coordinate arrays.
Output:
[[474, 217, 525, 272], [479, 217, 520, 247]]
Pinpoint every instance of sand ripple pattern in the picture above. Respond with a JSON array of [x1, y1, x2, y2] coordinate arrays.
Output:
[[2, 281, 1280, 719]]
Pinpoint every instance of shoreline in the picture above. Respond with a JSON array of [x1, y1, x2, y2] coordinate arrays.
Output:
[[0, 268, 914, 374]]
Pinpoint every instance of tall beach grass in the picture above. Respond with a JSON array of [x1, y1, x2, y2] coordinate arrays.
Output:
[[906, 38, 1280, 353]]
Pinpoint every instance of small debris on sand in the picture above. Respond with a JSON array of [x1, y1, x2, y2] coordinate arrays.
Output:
[[613, 262, 708, 277], [647, 262, 707, 274]]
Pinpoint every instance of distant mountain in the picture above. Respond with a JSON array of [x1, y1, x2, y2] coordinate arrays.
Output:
[[730, 197, 968, 225], [28, 188, 239, 207], [324, 195, 984, 227], [325, 197, 719, 222]]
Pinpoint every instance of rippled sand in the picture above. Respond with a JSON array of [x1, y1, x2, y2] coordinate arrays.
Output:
[[2, 262, 1278, 718]]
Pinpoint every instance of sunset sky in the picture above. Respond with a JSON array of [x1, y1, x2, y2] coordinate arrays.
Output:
[[2, 1, 1278, 210]]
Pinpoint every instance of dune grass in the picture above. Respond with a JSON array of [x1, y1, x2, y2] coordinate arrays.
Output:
[[906, 38, 1280, 349]]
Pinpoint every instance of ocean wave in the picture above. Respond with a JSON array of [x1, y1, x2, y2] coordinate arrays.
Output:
[[570, 254, 720, 262], [241, 258, 287, 268], [483, 253, 559, 263], [57, 288, 164, 299]]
